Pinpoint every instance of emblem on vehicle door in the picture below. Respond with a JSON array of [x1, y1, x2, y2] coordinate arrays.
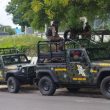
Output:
[[77, 65, 86, 76]]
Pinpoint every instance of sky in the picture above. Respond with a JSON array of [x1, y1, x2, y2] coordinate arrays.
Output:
[[0, 0, 21, 28]]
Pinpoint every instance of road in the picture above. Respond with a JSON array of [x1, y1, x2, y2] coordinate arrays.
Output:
[[0, 85, 110, 110]]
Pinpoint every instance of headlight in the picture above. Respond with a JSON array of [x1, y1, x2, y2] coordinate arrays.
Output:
[[21, 68, 25, 73]]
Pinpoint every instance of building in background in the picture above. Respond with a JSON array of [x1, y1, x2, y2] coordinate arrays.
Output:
[[94, 14, 110, 30], [15, 27, 24, 34], [15, 28, 21, 34]]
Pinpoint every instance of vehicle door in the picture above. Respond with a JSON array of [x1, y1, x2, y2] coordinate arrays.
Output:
[[66, 49, 92, 83]]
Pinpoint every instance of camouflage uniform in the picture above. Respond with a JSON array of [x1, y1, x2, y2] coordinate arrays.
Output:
[[82, 22, 91, 39], [44, 58, 62, 63], [44, 21, 63, 63], [46, 25, 63, 51]]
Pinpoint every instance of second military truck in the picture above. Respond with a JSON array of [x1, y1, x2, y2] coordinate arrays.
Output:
[[34, 38, 110, 99], [0, 47, 36, 93]]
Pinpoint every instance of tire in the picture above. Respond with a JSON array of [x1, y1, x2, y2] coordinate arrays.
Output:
[[67, 88, 80, 92], [38, 76, 56, 96], [7, 76, 20, 93], [100, 76, 110, 99]]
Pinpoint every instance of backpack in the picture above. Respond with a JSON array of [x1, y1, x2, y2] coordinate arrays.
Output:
[[46, 26, 52, 37]]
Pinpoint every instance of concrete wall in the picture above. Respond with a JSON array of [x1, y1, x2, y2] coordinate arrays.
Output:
[[25, 26, 34, 34], [36, 32, 110, 42], [36, 32, 64, 39]]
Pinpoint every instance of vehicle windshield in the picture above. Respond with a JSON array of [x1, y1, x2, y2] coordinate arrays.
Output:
[[3, 54, 28, 65], [86, 48, 110, 60]]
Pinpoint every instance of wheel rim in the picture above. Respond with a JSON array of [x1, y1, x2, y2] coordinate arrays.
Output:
[[9, 80, 14, 90], [107, 82, 110, 93], [43, 82, 50, 91]]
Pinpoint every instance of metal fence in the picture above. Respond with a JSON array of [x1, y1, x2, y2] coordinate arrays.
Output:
[[0, 32, 9, 37]]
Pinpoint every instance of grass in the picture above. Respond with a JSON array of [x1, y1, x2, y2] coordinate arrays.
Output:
[[0, 35, 46, 56], [1, 35, 110, 56]]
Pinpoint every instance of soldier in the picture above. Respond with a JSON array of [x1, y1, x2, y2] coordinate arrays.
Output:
[[44, 58, 62, 63], [72, 51, 86, 62], [73, 51, 80, 61], [82, 22, 91, 39], [46, 20, 63, 51]]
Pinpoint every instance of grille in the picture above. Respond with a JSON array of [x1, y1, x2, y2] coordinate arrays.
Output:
[[28, 67, 35, 75]]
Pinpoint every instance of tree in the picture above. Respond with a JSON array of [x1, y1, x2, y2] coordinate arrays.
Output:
[[5, 0, 51, 32], [6, 0, 110, 37], [5, 26, 15, 35], [6, 0, 32, 31], [32, 0, 110, 24], [31, 0, 110, 38], [0, 24, 15, 35]]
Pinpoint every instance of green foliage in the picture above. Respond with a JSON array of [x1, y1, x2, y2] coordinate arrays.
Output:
[[0, 35, 46, 53], [5, 26, 15, 35], [18, 45, 29, 52], [5, 0, 31, 29], [31, 0, 43, 12], [31, 0, 110, 30], [39, 44, 50, 52], [65, 6, 83, 29], [6, 0, 110, 31], [101, 40, 110, 53], [6, 0, 50, 31], [0, 24, 15, 35]]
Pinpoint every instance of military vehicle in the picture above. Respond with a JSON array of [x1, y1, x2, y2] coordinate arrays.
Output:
[[34, 38, 110, 99], [0, 47, 36, 93]]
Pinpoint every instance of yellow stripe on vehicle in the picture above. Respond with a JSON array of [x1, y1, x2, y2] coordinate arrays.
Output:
[[91, 70, 97, 73], [8, 67, 16, 69], [78, 78, 83, 80], [55, 68, 66, 71], [0, 77, 3, 79], [4, 72, 6, 74], [73, 78, 77, 80], [82, 78, 86, 80], [100, 63, 110, 66], [73, 78, 86, 80]]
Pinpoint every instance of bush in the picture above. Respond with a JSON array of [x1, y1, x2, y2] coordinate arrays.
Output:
[[0, 35, 46, 55]]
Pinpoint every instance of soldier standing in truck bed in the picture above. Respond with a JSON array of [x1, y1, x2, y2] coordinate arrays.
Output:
[[82, 22, 91, 39], [46, 20, 63, 51]]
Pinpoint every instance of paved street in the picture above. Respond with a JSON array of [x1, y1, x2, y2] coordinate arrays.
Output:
[[0, 85, 110, 110]]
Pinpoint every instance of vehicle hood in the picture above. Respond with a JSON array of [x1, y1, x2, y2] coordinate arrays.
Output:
[[5, 63, 36, 70]]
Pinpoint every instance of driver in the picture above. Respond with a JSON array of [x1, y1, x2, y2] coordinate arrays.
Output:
[[72, 51, 86, 62], [73, 51, 80, 60]]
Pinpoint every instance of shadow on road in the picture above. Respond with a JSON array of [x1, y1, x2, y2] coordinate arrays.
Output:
[[55, 88, 104, 99], [0, 85, 104, 98], [0, 84, 39, 93]]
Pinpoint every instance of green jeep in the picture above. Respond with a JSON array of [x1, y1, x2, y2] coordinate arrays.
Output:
[[34, 38, 110, 99], [0, 47, 36, 93]]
